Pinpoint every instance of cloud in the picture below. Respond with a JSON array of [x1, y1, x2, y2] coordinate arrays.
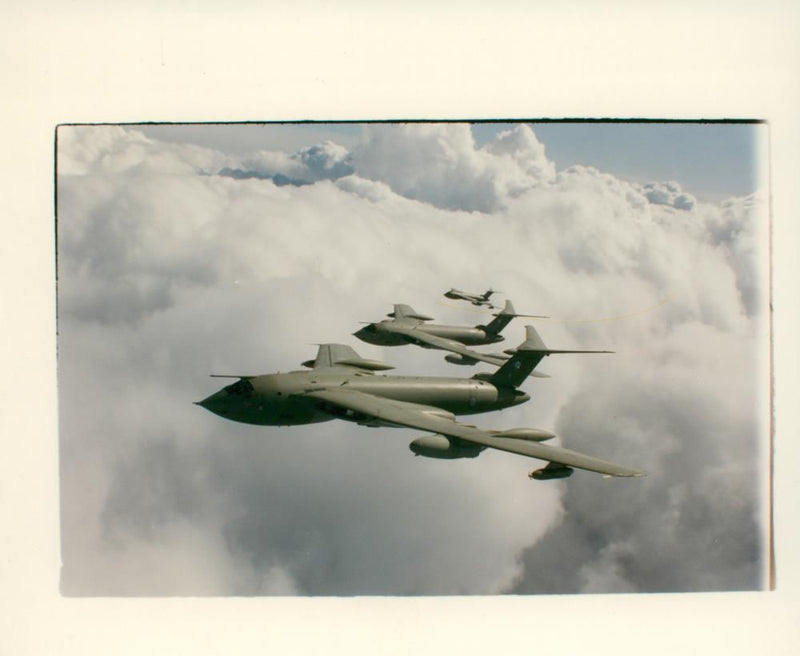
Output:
[[350, 123, 555, 212], [219, 140, 354, 185], [511, 321, 765, 594], [57, 123, 768, 595], [638, 180, 698, 210], [58, 125, 228, 176]]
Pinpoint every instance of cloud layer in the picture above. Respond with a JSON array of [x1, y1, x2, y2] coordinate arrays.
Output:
[[57, 123, 769, 595]]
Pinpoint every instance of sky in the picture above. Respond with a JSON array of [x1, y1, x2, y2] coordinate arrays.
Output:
[[56, 121, 770, 596], [140, 121, 763, 202], [476, 122, 762, 201]]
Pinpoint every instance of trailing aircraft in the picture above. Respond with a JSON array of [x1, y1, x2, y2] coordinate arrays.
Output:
[[196, 325, 645, 480], [444, 287, 501, 308], [353, 301, 548, 372]]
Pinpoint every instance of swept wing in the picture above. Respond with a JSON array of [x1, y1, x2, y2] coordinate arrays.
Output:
[[388, 326, 505, 364], [302, 388, 645, 478], [388, 325, 552, 378]]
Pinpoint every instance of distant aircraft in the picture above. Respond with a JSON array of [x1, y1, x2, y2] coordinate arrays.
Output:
[[196, 325, 645, 480], [444, 287, 501, 308], [353, 301, 548, 374]]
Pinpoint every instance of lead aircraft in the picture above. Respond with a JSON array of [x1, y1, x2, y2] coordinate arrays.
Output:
[[197, 325, 645, 480]]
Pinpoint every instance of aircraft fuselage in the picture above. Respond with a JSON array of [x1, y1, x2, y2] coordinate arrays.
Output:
[[444, 289, 494, 306], [197, 370, 529, 426], [354, 321, 503, 347]]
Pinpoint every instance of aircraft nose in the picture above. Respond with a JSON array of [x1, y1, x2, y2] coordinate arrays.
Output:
[[353, 324, 379, 343], [195, 390, 230, 413]]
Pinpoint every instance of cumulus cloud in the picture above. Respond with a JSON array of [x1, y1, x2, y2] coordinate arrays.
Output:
[[57, 123, 768, 596], [219, 140, 354, 186], [350, 123, 555, 212], [58, 125, 228, 177], [511, 321, 765, 594], [638, 180, 698, 210]]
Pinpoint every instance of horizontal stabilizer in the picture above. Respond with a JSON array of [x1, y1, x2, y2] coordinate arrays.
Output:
[[490, 300, 548, 320], [517, 324, 614, 355], [482, 299, 542, 335], [489, 325, 612, 388]]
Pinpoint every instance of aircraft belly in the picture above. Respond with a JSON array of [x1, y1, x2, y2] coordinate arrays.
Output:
[[382, 334, 410, 346], [457, 333, 488, 346], [361, 331, 408, 347], [229, 396, 330, 426]]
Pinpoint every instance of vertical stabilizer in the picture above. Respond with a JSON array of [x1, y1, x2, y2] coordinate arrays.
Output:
[[482, 300, 518, 335], [481, 301, 548, 335], [488, 325, 613, 388]]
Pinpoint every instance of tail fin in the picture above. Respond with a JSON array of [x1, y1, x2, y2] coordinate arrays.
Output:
[[482, 300, 517, 335], [481, 300, 549, 335], [489, 325, 613, 388]]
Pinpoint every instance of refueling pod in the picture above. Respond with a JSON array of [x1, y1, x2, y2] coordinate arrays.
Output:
[[445, 353, 479, 366], [445, 352, 508, 366], [491, 427, 555, 442], [529, 463, 574, 480], [409, 434, 485, 459]]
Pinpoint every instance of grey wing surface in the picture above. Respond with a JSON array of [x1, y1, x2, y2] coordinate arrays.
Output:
[[389, 326, 550, 378], [389, 326, 505, 364], [302, 388, 646, 478]]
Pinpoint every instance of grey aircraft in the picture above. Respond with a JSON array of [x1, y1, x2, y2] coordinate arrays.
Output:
[[196, 325, 646, 480], [353, 301, 548, 371], [444, 287, 501, 308]]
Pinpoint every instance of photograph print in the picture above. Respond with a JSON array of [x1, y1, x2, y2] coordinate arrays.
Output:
[[56, 120, 770, 596]]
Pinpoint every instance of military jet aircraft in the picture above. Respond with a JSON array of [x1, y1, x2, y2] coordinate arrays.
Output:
[[196, 325, 645, 480], [353, 301, 547, 371], [444, 287, 501, 308]]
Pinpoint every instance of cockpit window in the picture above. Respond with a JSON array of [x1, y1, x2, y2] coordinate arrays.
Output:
[[225, 379, 254, 396]]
